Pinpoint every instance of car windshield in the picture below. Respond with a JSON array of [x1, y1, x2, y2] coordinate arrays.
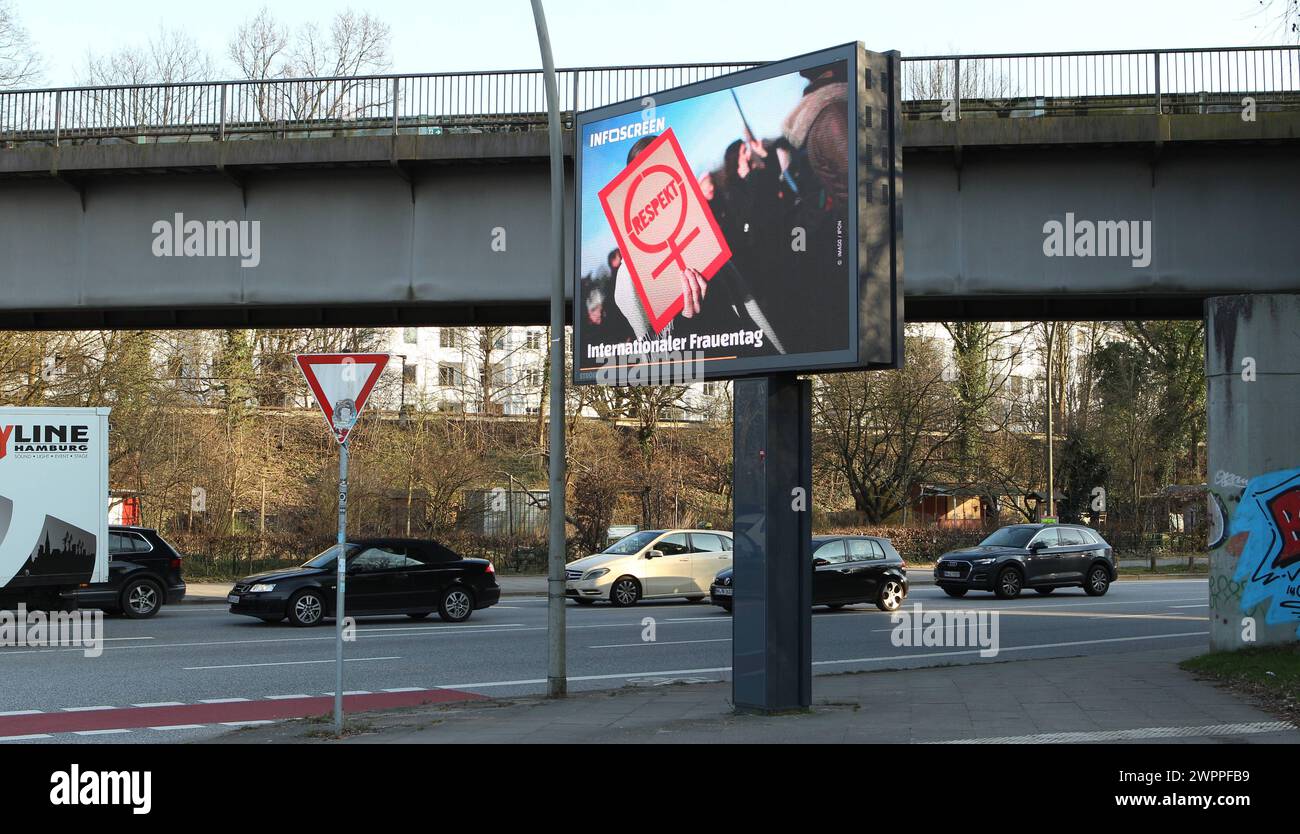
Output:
[[301, 543, 354, 569], [602, 531, 661, 555], [978, 527, 1037, 548]]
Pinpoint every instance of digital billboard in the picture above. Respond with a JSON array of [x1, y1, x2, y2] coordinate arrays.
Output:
[[573, 42, 902, 385]]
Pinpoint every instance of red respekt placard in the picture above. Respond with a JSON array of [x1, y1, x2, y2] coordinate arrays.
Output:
[[598, 128, 732, 335]]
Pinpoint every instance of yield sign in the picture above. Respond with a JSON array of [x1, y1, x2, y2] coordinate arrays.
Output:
[[296, 353, 390, 444]]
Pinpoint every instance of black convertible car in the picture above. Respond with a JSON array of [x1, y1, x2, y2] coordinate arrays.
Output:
[[711, 535, 908, 613], [228, 538, 501, 626]]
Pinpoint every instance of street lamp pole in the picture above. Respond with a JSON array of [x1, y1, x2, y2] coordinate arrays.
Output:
[[530, 0, 567, 698]]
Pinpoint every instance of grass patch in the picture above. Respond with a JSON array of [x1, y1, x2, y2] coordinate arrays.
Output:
[[1181, 645, 1300, 723]]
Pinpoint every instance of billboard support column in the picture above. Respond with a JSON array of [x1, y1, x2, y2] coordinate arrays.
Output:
[[732, 374, 813, 713]]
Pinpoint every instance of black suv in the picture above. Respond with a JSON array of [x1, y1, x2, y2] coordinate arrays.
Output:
[[934, 523, 1117, 599], [64, 526, 187, 618]]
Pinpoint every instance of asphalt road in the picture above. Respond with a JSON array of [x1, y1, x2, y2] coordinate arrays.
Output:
[[0, 578, 1210, 744]]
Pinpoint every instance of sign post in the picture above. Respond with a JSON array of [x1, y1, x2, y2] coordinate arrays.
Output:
[[296, 353, 389, 733]]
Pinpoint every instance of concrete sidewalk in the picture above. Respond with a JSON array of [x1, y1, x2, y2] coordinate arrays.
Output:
[[212, 646, 1298, 744]]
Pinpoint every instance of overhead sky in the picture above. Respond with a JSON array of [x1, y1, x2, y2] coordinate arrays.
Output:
[[17, 0, 1296, 87]]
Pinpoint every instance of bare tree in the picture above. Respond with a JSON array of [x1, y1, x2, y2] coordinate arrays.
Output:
[[0, 0, 38, 89], [227, 7, 392, 124], [79, 27, 216, 133], [1257, 0, 1300, 40]]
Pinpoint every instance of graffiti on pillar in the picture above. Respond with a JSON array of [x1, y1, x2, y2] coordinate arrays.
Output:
[[1229, 467, 1300, 636]]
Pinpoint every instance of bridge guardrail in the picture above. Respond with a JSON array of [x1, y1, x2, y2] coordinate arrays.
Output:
[[1, 46, 1297, 146]]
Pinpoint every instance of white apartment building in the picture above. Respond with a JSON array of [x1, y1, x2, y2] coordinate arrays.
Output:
[[380, 326, 726, 418]]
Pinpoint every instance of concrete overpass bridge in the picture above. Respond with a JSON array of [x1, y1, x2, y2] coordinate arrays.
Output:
[[1, 45, 1299, 652], [0, 45, 1297, 328]]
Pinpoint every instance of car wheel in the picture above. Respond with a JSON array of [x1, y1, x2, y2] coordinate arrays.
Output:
[[120, 578, 162, 619], [609, 576, 641, 607], [876, 579, 906, 612], [942, 587, 968, 598], [287, 589, 326, 627], [993, 567, 1023, 599], [1035, 587, 1055, 595], [1084, 565, 1111, 596], [572, 598, 595, 606], [438, 586, 475, 623], [407, 612, 431, 620], [684, 596, 705, 603]]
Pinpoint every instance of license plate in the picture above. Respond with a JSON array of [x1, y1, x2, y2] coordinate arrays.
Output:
[[715, 587, 733, 597], [943, 571, 961, 578], [227, 594, 239, 603]]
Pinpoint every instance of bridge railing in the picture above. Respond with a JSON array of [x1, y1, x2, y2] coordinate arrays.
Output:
[[1, 46, 1297, 146], [903, 46, 1300, 119]]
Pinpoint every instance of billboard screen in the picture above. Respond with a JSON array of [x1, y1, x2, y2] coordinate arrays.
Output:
[[573, 42, 902, 385]]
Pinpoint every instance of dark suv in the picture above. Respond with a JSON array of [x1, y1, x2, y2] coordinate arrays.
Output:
[[934, 523, 1117, 599], [64, 526, 187, 618]]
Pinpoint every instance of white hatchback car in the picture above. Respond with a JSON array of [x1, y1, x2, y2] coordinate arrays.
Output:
[[565, 529, 733, 606]]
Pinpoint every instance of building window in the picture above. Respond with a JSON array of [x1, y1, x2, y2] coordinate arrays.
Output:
[[438, 364, 461, 387], [402, 363, 417, 384], [403, 327, 418, 344], [525, 330, 543, 351], [439, 329, 458, 349]]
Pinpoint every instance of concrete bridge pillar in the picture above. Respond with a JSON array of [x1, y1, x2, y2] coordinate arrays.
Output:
[[1206, 294, 1300, 651]]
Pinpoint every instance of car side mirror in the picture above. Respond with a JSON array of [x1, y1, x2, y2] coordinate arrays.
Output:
[[646, 549, 663, 560], [1028, 541, 1044, 551]]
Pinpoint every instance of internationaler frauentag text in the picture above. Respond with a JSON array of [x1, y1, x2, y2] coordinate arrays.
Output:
[[585, 328, 766, 360]]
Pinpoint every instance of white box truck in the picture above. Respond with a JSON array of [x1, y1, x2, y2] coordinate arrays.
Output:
[[0, 407, 110, 606]]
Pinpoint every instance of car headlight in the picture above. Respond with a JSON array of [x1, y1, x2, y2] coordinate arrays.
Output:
[[972, 558, 996, 566], [583, 568, 609, 580], [248, 583, 276, 593]]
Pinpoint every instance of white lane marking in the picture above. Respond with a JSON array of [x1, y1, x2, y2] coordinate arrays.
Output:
[[435, 630, 1210, 691], [1169, 604, 1209, 609], [0, 733, 52, 741], [323, 691, 371, 696], [149, 724, 208, 731], [590, 638, 731, 649], [359, 622, 526, 633], [932, 720, 1295, 744], [61, 706, 115, 712], [665, 617, 731, 623], [382, 687, 426, 693], [72, 729, 132, 736], [185, 656, 400, 671], [132, 701, 185, 708], [265, 694, 311, 700], [220, 720, 275, 727], [199, 697, 250, 703], [0, 710, 43, 716]]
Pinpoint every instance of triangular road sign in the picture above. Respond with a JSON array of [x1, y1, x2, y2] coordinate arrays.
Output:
[[296, 353, 390, 444]]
